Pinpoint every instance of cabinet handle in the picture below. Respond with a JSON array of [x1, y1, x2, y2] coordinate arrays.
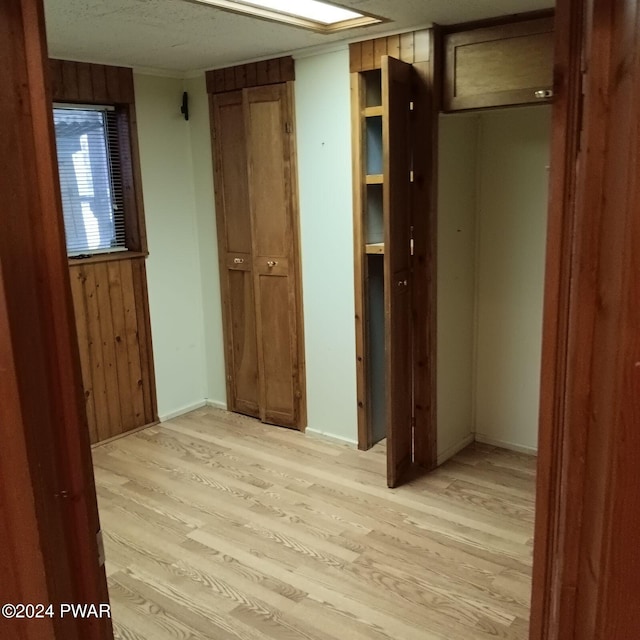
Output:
[[397, 279, 408, 287], [267, 260, 278, 268], [534, 89, 553, 99], [233, 258, 244, 264]]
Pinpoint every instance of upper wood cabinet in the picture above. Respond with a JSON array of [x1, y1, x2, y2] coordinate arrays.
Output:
[[443, 16, 554, 111]]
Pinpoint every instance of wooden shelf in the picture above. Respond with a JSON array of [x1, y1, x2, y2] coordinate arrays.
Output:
[[366, 243, 385, 255], [365, 240, 415, 256], [364, 106, 384, 118], [366, 174, 384, 185]]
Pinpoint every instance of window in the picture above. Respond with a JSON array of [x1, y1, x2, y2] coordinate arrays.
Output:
[[53, 105, 126, 257]]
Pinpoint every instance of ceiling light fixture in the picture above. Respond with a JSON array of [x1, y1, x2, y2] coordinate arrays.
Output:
[[188, 0, 384, 33]]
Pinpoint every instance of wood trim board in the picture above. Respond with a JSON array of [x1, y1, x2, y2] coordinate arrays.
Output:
[[50, 59, 135, 105], [206, 56, 295, 94], [349, 30, 432, 72]]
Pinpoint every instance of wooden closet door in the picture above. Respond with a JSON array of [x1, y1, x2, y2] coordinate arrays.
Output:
[[244, 84, 305, 429], [383, 56, 414, 488], [212, 91, 260, 418]]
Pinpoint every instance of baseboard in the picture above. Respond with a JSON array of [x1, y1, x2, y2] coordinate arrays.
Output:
[[306, 427, 357, 447], [475, 433, 538, 456], [437, 433, 475, 466], [205, 399, 228, 411], [158, 400, 207, 423], [91, 420, 160, 448]]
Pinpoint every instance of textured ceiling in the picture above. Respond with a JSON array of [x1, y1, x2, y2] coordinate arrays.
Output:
[[44, 0, 555, 73]]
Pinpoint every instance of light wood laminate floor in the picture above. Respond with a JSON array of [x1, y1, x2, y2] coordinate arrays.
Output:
[[92, 407, 536, 640]]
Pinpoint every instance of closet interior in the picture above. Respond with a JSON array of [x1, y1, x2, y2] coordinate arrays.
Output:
[[437, 14, 554, 463]]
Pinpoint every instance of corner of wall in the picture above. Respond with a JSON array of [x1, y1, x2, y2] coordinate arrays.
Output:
[[183, 74, 228, 408], [133, 73, 210, 419]]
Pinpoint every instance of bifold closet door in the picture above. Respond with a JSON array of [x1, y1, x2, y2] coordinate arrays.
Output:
[[383, 56, 414, 488], [212, 91, 260, 419], [244, 84, 304, 429], [212, 84, 305, 430]]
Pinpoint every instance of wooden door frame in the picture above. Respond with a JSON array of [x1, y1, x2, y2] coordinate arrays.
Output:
[[529, 0, 586, 636], [4, 0, 639, 638], [532, 0, 640, 636], [0, 1, 112, 638]]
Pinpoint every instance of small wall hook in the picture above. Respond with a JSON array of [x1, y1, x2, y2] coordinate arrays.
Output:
[[181, 92, 189, 121]]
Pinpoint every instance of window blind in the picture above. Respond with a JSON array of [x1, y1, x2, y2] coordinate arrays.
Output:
[[53, 106, 126, 256]]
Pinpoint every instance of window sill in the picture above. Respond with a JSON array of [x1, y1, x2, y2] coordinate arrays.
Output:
[[68, 250, 148, 266]]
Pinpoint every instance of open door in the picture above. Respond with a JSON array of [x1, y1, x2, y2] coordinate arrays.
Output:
[[383, 56, 414, 488]]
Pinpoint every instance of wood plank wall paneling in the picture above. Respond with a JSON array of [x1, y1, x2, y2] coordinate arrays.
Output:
[[350, 30, 431, 72], [205, 56, 295, 94], [49, 59, 135, 104], [69, 258, 156, 444]]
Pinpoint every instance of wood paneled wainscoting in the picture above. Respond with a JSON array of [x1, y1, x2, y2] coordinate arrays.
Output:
[[69, 256, 157, 444]]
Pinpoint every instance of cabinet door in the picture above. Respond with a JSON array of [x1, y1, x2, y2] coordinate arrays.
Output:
[[244, 84, 304, 429], [383, 56, 414, 488], [212, 91, 260, 418], [444, 17, 554, 111]]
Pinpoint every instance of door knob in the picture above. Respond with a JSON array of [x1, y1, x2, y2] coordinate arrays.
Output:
[[267, 260, 278, 268]]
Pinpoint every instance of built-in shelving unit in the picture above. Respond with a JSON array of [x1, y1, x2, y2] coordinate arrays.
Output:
[[353, 67, 387, 449], [350, 30, 437, 486]]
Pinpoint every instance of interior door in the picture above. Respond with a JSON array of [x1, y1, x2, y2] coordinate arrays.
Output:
[[244, 84, 303, 429], [383, 56, 414, 488], [212, 91, 260, 418]]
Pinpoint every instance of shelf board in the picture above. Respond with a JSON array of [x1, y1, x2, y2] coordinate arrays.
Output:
[[365, 241, 415, 256], [363, 106, 384, 118], [366, 174, 384, 185], [366, 243, 385, 255]]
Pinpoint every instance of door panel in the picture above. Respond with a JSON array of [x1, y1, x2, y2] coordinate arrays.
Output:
[[212, 91, 260, 417], [246, 88, 290, 260], [244, 84, 303, 429], [216, 94, 252, 255], [255, 268, 296, 426], [383, 56, 414, 488], [227, 268, 260, 416]]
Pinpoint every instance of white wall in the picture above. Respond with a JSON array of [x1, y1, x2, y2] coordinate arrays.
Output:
[[294, 49, 359, 443], [184, 74, 227, 407], [437, 114, 479, 462], [437, 105, 550, 459], [474, 107, 551, 453], [134, 74, 208, 420]]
